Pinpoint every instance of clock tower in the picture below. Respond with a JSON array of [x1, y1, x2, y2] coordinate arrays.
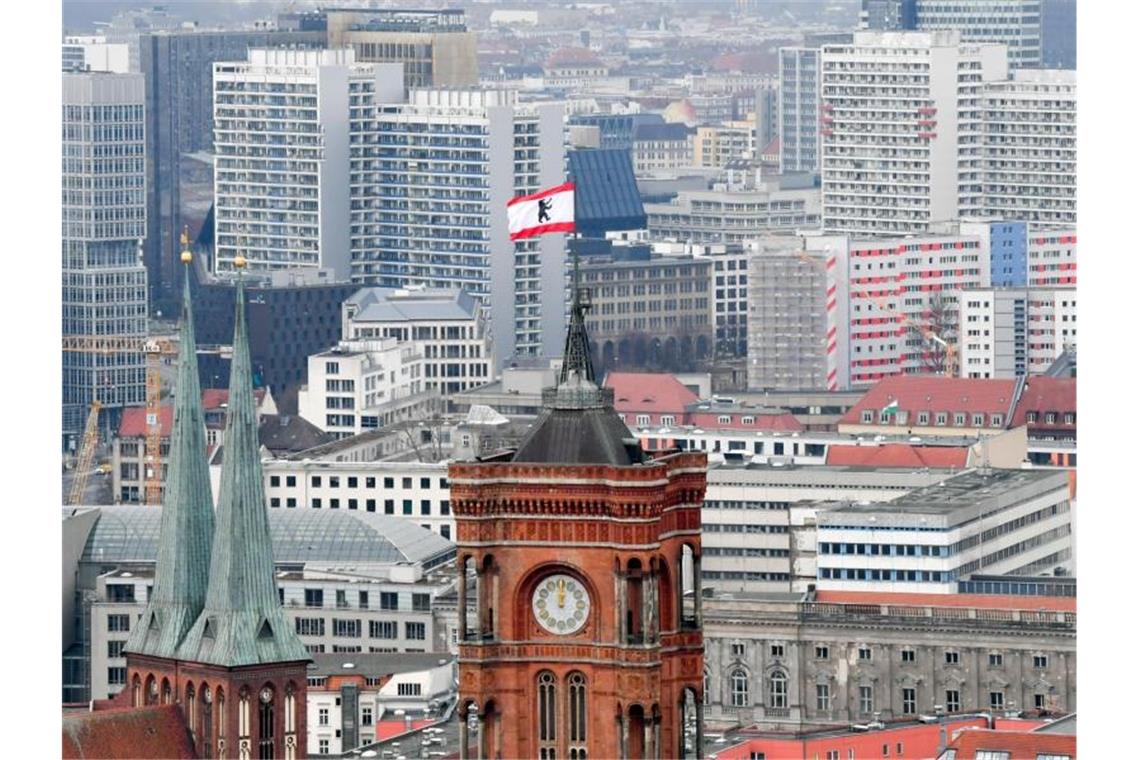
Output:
[[451, 286, 707, 759]]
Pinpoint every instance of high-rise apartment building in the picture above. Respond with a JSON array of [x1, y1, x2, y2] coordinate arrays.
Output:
[[959, 286, 1076, 378], [326, 8, 477, 89], [915, 0, 1043, 69], [212, 49, 403, 278], [354, 89, 566, 360], [982, 69, 1076, 227], [62, 73, 148, 437], [138, 28, 325, 313], [778, 47, 822, 174], [820, 31, 1008, 235]]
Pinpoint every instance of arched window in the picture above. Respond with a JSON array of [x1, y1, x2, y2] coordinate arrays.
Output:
[[730, 669, 749, 707], [537, 671, 556, 759], [217, 688, 226, 754], [284, 683, 297, 760], [239, 687, 250, 744], [132, 674, 141, 707], [568, 672, 587, 759], [769, 671, 788, 709], [161, 678, 172, 705], [258, 685, 275, 759], [185, 683, 196, 745], [201, 685, 213, 760]]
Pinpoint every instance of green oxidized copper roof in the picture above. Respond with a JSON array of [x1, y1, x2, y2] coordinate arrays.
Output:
[[125, 274, 216, 659], [177, 276, 310, 668]]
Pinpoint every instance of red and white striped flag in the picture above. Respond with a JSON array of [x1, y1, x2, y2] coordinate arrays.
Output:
[[507, 182, 575, 240]]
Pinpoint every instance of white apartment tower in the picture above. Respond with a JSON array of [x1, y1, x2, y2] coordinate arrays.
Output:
[[982, 69, 1076, 227], [778, 47, 822, 174], [353, 88, 566, 360], [212, 49, 402, 278], [820, 31, 1007, 235], [959, 287, 1076, 378], [62, 72, 148, 437]]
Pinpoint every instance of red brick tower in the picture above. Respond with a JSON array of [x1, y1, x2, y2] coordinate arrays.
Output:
[[451, 284, 707, 759]]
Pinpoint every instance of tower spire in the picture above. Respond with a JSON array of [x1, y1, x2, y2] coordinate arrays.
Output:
[[125, 234, 216, 659], [559, 250, 596, 386], [177, 255, 309, 667]]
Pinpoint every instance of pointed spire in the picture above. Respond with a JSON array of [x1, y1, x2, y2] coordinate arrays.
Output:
[[559, 251, 596, 386], [125, 241, 216, 659], [177, 258, 309, 667]]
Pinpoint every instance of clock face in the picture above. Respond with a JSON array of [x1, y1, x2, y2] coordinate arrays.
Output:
[[532, 573, 590, 635]]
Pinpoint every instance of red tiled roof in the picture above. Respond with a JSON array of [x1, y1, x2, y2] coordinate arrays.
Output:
[[605, 372, 698, 416], [62, 704, 196, 759], [118, 389, 266, 437], [1011, 377, 1076, 430], [686, 411, 803, 432], [825, 443, 969, 469], [760, 135, 779, 157], [946, 728, 1076, 759], [546, 46, 602, 67], [839, 376, 1020, 426], [815, 590, 1075, 612], [374, 719, 437, 742]]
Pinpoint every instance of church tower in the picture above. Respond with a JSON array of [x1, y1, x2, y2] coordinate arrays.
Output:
[[123, 253, 311, 759], [451, 285, 707, 759]]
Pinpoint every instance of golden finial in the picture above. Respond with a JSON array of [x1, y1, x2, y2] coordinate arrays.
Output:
[[180, 225, 192, 263], [234, 254, 247, 270]]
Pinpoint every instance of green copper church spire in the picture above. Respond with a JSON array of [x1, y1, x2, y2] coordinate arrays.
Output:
[[177, 258, 309, 667], [125, 245, 216, 659]]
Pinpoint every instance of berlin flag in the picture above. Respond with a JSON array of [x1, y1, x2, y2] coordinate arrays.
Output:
[[507, 182, 575, 240]]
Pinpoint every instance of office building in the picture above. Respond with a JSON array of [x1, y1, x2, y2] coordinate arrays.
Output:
[[778, 47, 822, 174], [683, 243, 750, 358], [915, 0, 1043, 69], [645, 185, 821, 244], [817, 468, 1072, 592], [355, 88, 566, 360], [820, 31, 1008, 235], [326, 8, 477, 89], [861, 0, 918, 30], [632, 122, 694, 174], [702, 588, 1075, 731], [746, 240, 830, 391], [62, 72, 148, 437], [138, 28, 326, 313], [959, 287, 1076, 378], [982, 70, 1077, 227], [566, 112, 665, 151], [1041, 0, 1077, 69], [212, 49, 403, 278], [342, 286, 496, 395], [693, 122, 756, 169]]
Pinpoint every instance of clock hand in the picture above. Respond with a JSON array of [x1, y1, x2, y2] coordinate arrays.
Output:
[[557, 579, 565, 608]]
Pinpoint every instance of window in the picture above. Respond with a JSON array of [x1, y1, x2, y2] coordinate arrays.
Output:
[[816, 683, 831, 711], [311, 498, 322, 509], [954, 413, 966, 426], [441, 500, 451, 515], [413, 593, 431, 612], [384, 499, 394, 514], [318, 739, 329, 755], [420, 499, 431, 515], [858, 647, 872, 661], [405, 622, 426, 640], [369, 620, 396, 639], [107, 614, 129, 632], [945, 650, 960, 665], [1035, 694, 1047, 710], [1033, 654, 1048, 669], [936, 412, 948, 426], [902, 687, 916, 715], [946, 689, 960, 713], [325, 362, 339, 375], [107, 640, 125, 659], [538, 671, 556, 756], [329, 477, 340, 489], [318, 707, 329, 726], [312, 476, 322, 488], [990, 691, 1005, 710], [989, 653, 1004, 667], [305, 589, 324, 608], [107, 667, 126, 685], [366, 499, 376, 512], [815, 645, 829, 660], [396, 683, 422, 697], [768, 671, 787, 709], [402, 499, 413, 515], [861, 410, 873, 423], [901, 649, 915, 663], [827, 752, 839, 760], [286, 498, 296, 508], [770, 643, 785, 658], [295, 618, 325, 636], [973, 413, 985, 427], [333, 619, 361, 638], [336, 590, 348, 609], [270, 476, 280, 487], [568, 672, 587, 757], [286, 476, 296, 487], [441, 525, 451, 540], [380, 592, 398, 610], [917, 411, 929, 425], [358, 591, 368, 609], [974, 753, 1010, 760], [730, 669, 749, 707], [362, 705, 373, 726], [731, 642, 746, 657], [859, 685, 873, 714]]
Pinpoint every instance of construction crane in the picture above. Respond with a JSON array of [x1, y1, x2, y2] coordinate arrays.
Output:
[[68, 400, 102, 506]]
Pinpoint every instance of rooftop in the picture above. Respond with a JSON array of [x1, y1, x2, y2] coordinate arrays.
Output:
[[825, 443, 969, 469], [344, 286, 479, 324], [605, 371, 699, 414], [62, 705, 195, 760], [839, 375, 1022, 427], [308, 652, 454, 678], [944, 727, 1077, 759], [814, 590, 1076, 613], [73, 505, 456, 568]]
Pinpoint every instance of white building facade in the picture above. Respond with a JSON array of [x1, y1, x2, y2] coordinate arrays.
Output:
[[645, 186, 822, 244], [820, 31, 1008, 235], [298, 340, 426, 438], [341, 286, 495, 395], [982, 69, 1076, 227], [212, 49, 403, 278], [959, 287, 1076, 378], [354, 88, 567, 359], [1027, 228, 1076, 287]]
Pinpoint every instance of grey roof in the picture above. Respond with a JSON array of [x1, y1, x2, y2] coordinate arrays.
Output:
[[126, 273, 217, 660], [345, 287, 478, 323], [76, 506, 456, 567], [308, 652, 453, 677], [177, 280, 310, 667], [633, 122, 692, 142], [258, 414, 335, 455], [511, 405, 644, 465]]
